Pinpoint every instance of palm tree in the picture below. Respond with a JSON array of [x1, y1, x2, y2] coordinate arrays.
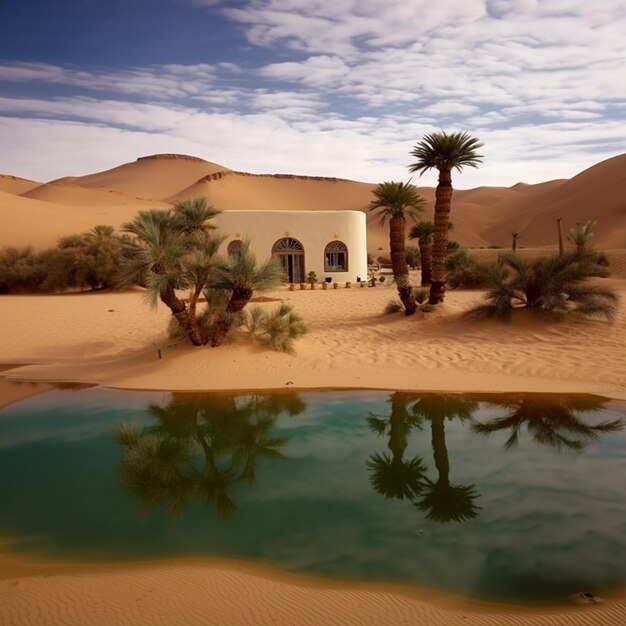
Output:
[[366, 392, 427, 500], [511, 232, 520, 253], [409, 221, 454, 286], [369, 181, 424, 315], [557, 218, 564, 256], [409, 131, 483, 304], [410, 394, 481, 523], [408, 221, 434, 286], [118, 198, 222, 346], [209, 239, 283, 347], [569, 220, 596, 253], [467, 251, 619, 322], [472, 394, 623, 452]]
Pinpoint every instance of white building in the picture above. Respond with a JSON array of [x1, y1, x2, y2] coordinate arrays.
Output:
[[214, 210, 368, 284]]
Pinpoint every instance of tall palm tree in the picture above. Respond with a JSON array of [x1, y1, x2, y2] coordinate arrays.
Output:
[[118, 198, 222, 346], [409, 131, 483, 304], [369, 181, 424, 315], [472, 394, 623, 452], [209, 239, 283, 346], [511, 232, 520, 253]]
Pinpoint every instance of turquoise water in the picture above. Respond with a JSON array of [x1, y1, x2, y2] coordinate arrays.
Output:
[[0, 387, 625, 604]]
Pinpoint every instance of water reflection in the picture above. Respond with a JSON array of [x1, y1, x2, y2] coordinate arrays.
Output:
[[367, 392, 481, 523], [410, 394, 481, 523], [114, 393, 305, 518], [472, 394, 624, 452]]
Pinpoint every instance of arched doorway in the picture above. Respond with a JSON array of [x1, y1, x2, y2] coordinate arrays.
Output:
[[272, 237, 305, 283]]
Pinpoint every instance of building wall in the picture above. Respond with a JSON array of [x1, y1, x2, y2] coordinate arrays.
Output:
[[214, 210, 368, 283]]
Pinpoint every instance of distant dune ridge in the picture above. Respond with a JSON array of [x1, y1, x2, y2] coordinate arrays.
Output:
[[1, 152, 625, 252]]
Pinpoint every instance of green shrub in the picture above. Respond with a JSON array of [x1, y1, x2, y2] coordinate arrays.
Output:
[[467, 251, 618, 322], [244, 303, 307, 353], [384, 299, 404, 314]]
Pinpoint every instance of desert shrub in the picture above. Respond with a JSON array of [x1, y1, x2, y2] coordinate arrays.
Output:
[[447, 240, 461, 253], [487, 244, 504, 249], [0, 247, 46, 293], [405, 245, 420, 269], [596, 252, 610, 267], [0, 225, 123, 294], [384, 299, 404, 314], [466, 251, 619, 322], [413, 287, 429, 304], [244, 303, 307, 353], [446, 249, 489, 289]]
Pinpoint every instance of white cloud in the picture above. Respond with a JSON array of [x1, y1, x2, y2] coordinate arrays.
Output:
[[1, 1, 625, 189]]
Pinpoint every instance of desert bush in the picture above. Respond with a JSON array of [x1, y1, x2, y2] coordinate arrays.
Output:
[[405, 245, 420, 269], [384, 299, 404, 314], [466, 251, 618, 322], [446, 249, 489, 289], [0, 225, 123, 294], [244, 303, 307, 353], [0, 247, 46, 293], [413, 287, 429, 304]]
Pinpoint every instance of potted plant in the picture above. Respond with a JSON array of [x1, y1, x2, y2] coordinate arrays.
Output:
[[308, 271, 318, 290]]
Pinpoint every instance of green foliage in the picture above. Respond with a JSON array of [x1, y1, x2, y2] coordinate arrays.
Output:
[[384, 299, 404, 314], [446, 240, 461, 253], [244, 303, 307, 353], [307, 271, 318, 284], [409, 131, 484, 175], [369, 181, 425, 226], [413, 287, 429, 304], [0, 225, 124, 293], [568, 220, 596, 251], [467, 251, 619, 322], [405, 245, 420, 269], [446, 248, 489, 289]]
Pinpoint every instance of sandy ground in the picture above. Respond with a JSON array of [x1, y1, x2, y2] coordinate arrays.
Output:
[[1, 281, 626, 625], [1, 280, 625, 400]]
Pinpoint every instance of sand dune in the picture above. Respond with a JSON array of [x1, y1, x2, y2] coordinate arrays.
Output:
[[72, 153, 229, 201], [0, 174, 40, 196], [2, 151, 625, 254]]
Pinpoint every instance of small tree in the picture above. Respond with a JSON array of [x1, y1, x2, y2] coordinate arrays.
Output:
[[511, 232, 520, 253]]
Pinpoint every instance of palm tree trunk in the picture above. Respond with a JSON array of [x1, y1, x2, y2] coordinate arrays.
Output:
[[161, 287, 204, 346], [430, 415, 450, 486], [210, 287, 253, 347], [430, 169, 453, 304], [418, 236, 432, 286], [389, 216, 416, 315], [557, 218, 564, 256]]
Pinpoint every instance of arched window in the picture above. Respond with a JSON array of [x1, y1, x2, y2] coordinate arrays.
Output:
[[272, 237, 305, 283], [227, 239, 242, 258], [324, 240, 348, 272]]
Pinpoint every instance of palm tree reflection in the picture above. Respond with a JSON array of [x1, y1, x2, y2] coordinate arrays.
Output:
[[410, 394, 481, 523], [472, 394, 624, 452], [366, 392, 427, 500], [114, 392, 304, 518], [367, 393, 481, 524]]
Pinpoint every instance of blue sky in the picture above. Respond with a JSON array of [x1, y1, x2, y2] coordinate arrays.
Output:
[[1, 0, 625, 187]]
